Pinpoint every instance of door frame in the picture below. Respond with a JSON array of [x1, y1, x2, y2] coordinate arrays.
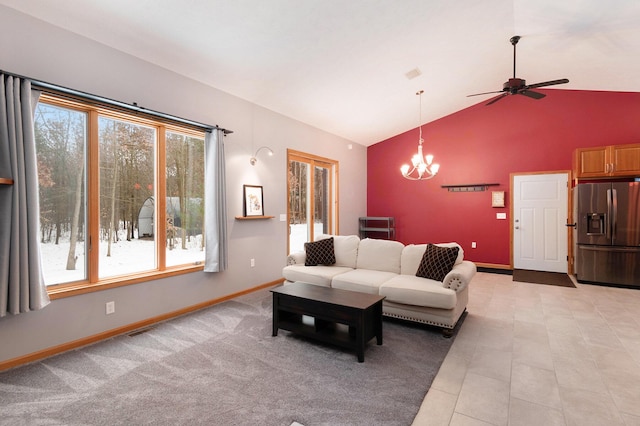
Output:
[[510, 170, 574, 273]]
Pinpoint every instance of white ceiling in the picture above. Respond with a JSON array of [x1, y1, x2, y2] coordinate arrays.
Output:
[[2, 0, 640, 146]]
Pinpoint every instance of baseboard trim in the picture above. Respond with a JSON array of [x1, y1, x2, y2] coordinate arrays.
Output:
[[0, 279, 284, 372], [475, 263, 513, 275]]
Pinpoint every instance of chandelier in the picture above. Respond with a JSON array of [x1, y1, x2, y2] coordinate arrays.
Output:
[[400, 90, 440, 180]]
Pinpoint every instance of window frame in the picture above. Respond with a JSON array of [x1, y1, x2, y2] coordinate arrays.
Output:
[[37, 94, 206, 300]]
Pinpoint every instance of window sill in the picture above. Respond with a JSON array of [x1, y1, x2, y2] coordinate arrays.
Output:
[[47, 264, 204, 300]]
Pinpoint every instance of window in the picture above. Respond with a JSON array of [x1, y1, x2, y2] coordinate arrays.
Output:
[[35, 102, 88, 285], [98, 116, 157, 278], [165, 131, 205, 267], [34, 94, 206, 294], [287, 149, 338, 254]]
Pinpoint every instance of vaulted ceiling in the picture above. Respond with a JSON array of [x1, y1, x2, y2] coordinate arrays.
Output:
[[2, 0, 639, 145]]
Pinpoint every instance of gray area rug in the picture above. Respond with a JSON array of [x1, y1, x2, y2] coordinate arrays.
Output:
[[0, 288, 458, 426]]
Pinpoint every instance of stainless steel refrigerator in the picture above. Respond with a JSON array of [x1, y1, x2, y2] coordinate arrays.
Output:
[[576, 182, 640, 287]]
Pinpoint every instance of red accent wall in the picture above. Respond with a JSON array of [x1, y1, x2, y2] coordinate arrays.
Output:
[[367, 89, 640, 266]]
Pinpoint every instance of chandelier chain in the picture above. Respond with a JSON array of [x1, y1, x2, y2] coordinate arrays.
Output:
[[418, 90, 423, 144]]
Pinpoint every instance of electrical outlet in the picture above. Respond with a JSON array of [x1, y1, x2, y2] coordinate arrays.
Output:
[[250, 258, 255, 267], [471, 242, 477, 249], [106, 301, 115, 315]]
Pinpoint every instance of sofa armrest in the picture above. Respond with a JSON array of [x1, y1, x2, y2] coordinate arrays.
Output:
[[443, 260, 477, 292], [287, 251, 306, 266]]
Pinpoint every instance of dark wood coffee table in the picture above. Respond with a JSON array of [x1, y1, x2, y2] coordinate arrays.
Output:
[[271, 282, 384, 362]]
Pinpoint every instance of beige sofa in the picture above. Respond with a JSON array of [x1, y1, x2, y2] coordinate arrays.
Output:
[[282, 234, 476, 335]]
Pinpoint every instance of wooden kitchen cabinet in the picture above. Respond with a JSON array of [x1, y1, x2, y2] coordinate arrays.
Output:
[[574, 143, 640, 178], [610, 144, 640, 176], [574, 146, 608, 177]]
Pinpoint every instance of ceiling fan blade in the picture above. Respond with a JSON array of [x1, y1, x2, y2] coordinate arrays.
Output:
[[469, 37, 569, 105], [525, 78, 569, 89], [486, 93, 508, 105], [467, 90, 504, 97], [519, 90, 546, 100]]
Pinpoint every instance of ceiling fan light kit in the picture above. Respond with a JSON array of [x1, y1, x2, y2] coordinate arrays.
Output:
[[468, 35, 569, 105]]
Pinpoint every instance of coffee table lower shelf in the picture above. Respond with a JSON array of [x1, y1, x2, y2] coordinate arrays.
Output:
[[277, 312, 358, 346]]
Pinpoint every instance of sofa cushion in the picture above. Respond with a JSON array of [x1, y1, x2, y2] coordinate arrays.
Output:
[[380, 275, 457, 310], [318, 234, 360, 268], [416, 244, 459, 282], [401, 243, 464, 275], [331, 269, 398, 295], [435, 242, 464, 265], [282, 264, 353, 287], [355, 238, 404, 273], [304, 237, 336, 266]]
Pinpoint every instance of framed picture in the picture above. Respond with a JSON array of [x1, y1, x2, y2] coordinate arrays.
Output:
[[491, 191, 505, 208], [243, 185, 264, 216]]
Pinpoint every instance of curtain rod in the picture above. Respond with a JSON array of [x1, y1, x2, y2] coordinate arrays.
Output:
[[1, 69, 233, 135]]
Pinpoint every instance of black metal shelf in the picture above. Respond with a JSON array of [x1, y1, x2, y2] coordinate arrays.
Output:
[[359, 217, 395, 239]]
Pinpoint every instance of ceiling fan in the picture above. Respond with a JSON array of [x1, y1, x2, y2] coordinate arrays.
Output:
[[468, 35, 569, 105]]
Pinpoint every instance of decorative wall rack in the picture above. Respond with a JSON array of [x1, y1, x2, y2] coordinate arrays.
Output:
[[441, 183, 499, 192]]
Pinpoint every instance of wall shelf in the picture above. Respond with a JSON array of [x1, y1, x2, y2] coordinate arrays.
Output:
[[235, 215, 274, 220], [441, 183, 499, 192], [0, 178, 14, 185]]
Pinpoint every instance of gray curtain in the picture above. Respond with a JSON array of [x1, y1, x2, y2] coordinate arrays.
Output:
[[0, 74, 50, 317], [204, 128, 228, 272]]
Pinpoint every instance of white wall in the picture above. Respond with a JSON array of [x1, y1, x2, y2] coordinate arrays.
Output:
[[0, 6, 367, 363]]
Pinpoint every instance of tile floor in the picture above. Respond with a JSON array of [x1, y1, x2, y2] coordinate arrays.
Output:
[[412, 272, 640, 426]]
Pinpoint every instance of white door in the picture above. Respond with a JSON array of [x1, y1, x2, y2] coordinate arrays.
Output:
[[513, 173, 568, 273]]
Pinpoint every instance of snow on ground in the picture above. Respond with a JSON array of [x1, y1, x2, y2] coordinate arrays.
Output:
[[289, 222, 324, 253], [41, 223, 320, 286], [41, 232, 204, 286]]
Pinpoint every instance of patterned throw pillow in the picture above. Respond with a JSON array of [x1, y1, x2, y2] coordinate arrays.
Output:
[[304, 237, 336, 266], [416, 244, 459, 281]]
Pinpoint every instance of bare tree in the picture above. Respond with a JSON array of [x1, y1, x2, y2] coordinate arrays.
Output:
[[289, 160, 307, 225], [66, 158, 84, 270], [106, 121, 119, 258]]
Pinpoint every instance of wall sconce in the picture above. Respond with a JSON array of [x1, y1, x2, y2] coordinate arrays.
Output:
[[250, 146, 274, 165]]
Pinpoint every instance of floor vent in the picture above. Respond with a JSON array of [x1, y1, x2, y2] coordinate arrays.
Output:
[[127, 326, 156, 337]]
